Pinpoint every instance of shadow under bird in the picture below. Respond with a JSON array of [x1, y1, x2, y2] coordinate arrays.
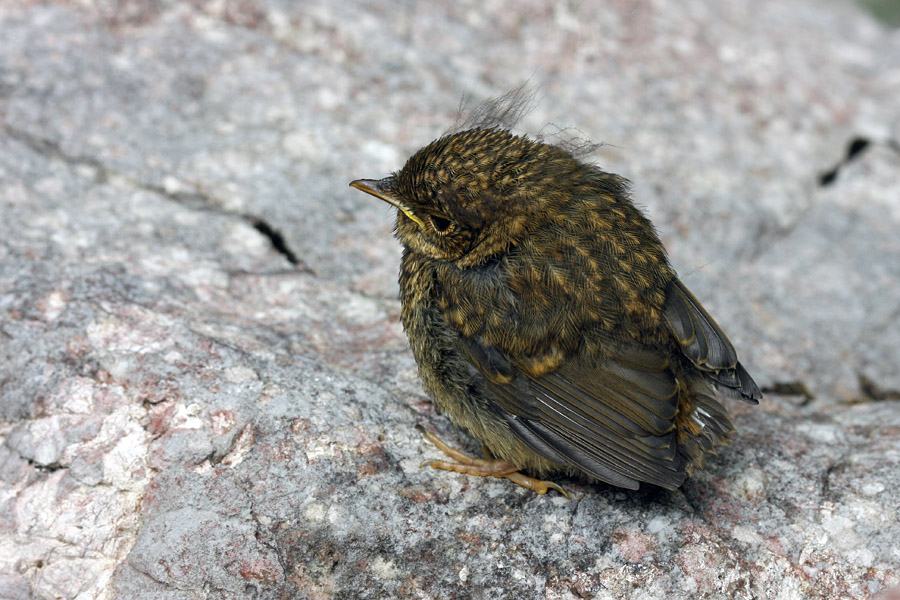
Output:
[[351, 126, 761, 496]]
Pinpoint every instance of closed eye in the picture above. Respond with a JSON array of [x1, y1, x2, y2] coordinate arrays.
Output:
[[430, 215, 452, 233]]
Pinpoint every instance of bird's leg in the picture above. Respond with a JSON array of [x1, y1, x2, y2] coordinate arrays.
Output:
[[420, 431, 569, 498]]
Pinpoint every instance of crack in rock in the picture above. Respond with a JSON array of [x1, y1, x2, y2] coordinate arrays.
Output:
[[247, 217, 302, 267], [761, 380, 815, 403], [3, 123, 308, 271], [818, 134, 900, 186], [856, 372, 900, 402], [819, 136, 871, 186]]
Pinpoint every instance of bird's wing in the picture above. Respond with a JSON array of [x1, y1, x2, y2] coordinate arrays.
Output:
[[455, 334, 687, 490], [663, 278, 761, 403]]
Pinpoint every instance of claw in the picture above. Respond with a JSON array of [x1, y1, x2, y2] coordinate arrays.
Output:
[[419, 430, 569, 498]]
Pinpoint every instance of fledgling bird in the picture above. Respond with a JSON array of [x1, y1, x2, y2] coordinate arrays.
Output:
[[350, 125, 761, 495]]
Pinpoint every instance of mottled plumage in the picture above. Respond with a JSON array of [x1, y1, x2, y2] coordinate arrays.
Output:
[[351, 127, 760, 492]]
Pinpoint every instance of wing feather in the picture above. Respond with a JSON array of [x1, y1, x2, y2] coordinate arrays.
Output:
[[457, 334, 687, 490], [664, 278, 762, 403]]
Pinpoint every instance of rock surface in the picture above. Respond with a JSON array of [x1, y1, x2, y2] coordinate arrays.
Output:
[[1, 1, 899, 598]]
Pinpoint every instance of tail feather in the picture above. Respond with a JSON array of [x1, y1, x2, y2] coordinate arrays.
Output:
[[676, 384, 737, 475]]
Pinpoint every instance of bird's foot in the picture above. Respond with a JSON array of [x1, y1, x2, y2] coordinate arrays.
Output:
[[420, 430, 569, 498]]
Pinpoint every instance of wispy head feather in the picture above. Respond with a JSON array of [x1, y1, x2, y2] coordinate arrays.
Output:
[[447, 85, 603, 161], [447, 84, 540, 134]]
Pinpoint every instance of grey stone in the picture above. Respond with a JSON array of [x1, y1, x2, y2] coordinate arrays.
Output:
[[1, 0, 899, 599]]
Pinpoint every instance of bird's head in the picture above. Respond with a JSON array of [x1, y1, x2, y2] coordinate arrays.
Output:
[[351, 128, 584, 267]]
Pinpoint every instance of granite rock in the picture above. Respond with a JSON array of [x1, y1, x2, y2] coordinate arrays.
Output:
[[1, 1, 899, 598]]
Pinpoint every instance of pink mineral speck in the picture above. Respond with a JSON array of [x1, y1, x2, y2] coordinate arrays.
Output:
[[613, 528, 657, 563]]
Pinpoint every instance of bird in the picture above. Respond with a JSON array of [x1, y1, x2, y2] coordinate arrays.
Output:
[[350, 126, 761, 495]]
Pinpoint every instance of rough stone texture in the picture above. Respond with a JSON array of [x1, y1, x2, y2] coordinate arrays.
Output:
[[0, 1, 898, 599]]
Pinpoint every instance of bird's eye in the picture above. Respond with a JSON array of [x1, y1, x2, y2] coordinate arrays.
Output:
[[430, 215, 452, 233]]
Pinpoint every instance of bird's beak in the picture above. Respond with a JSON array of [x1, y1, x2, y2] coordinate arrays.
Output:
[[349, 177, 425, 229]]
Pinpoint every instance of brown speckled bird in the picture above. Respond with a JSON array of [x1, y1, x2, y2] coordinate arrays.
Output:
[[350, 127, 761, 495]]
